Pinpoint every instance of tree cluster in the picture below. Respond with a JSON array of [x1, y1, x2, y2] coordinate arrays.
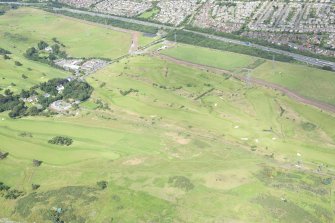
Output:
[[25, 41, 67, 65], [48, 136, 73, 146], [0, 78, 93, 118]]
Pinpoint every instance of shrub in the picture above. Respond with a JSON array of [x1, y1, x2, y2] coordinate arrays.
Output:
[[4, 189, 24, 199], [3, 54, 10, 60], [14, 61, 22, 66], [21, 74, 28, 79], [322, 178, 332, 185], [97, 181, 108, 190], [301, 122, 317, 131], [120, 88, 138, 96], [0, 182, 10, 191], [33, 159, 43, 167], [168, 176, 194, 191], [31, 184, 40, 190], [48, 136, 73, 146], [0, 151, 9, 160], [0, 47, 11, 55]]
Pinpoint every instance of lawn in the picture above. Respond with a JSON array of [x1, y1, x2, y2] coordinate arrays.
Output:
[[251, 61, 335, 106], [0, 7, 334, 223], [0, 7, 132, 59], [161, 44, 259, 71]]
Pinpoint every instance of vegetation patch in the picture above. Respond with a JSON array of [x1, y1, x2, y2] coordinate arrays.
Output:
[[15, 186, 98, 219], [168, 176, 194, 191], [96, 181, 108, 190], [48, 136, 73, 146], [0, 182, 24, 200], [301, 122, 317, 131], [0, 151, 9, 160], [255, 195, 320, 222]]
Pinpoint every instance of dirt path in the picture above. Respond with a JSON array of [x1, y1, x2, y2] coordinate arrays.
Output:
[[156, 53, 335, 114], [129, 31, 139, 54]]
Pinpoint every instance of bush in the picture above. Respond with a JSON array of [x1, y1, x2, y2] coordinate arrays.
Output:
[[33, 159, 43, 167], [168, 176, 194, 191], [14, 61, 22, 66], [0, 151, 9, 160], [31, 184, 40, 190], [48, 136, 73, 146], [3, 54, 10, 60], [120, 88, 138, 96], [97, 181, 108, 190], [0, 47, 11, 55], [4, 189, 24, 199], [0, 182, 10, 191], [322, 178, 332, 185], [19, 132, 33, 137], [301, 122, 317, 131]]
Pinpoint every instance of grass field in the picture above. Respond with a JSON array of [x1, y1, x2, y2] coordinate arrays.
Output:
[[162, 43, 335, 106], [1, 7, 335, 223], [0, 7, 132, 59], [161, 44, 260, 71], [251, 61, 335, 106]]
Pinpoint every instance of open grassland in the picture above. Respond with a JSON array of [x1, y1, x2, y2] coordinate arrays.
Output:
[[161, 43, 335, 107], [1, 53, 335, 222], [162, 44, 259, 71], [251, 61, 335, 106], [1, 7, 335, 223], [0, 7, 132, 59]]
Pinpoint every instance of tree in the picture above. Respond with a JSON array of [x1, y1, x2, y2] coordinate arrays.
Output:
[[20, 89, 30, 98], [51, 44, 60, 54], [25, 47, 38, 59], [38, 41, 49, 50], [9, 102, 27, 118], [27, 106, 40, 116], [4, 89, 13, 96]]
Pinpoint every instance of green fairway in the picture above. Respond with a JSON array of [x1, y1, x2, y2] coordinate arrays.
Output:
[[1, 7, 335, 223], [251, 61, 335, 106], [161, 44, 260, 71], [0, 7, 132, 59]]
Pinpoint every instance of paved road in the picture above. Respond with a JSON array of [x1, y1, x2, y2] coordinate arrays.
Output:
[[157, 53, 335, 114], [1, 2, 334, 70]]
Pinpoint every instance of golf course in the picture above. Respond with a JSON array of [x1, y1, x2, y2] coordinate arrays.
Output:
[[0, 7, 334, 223]]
